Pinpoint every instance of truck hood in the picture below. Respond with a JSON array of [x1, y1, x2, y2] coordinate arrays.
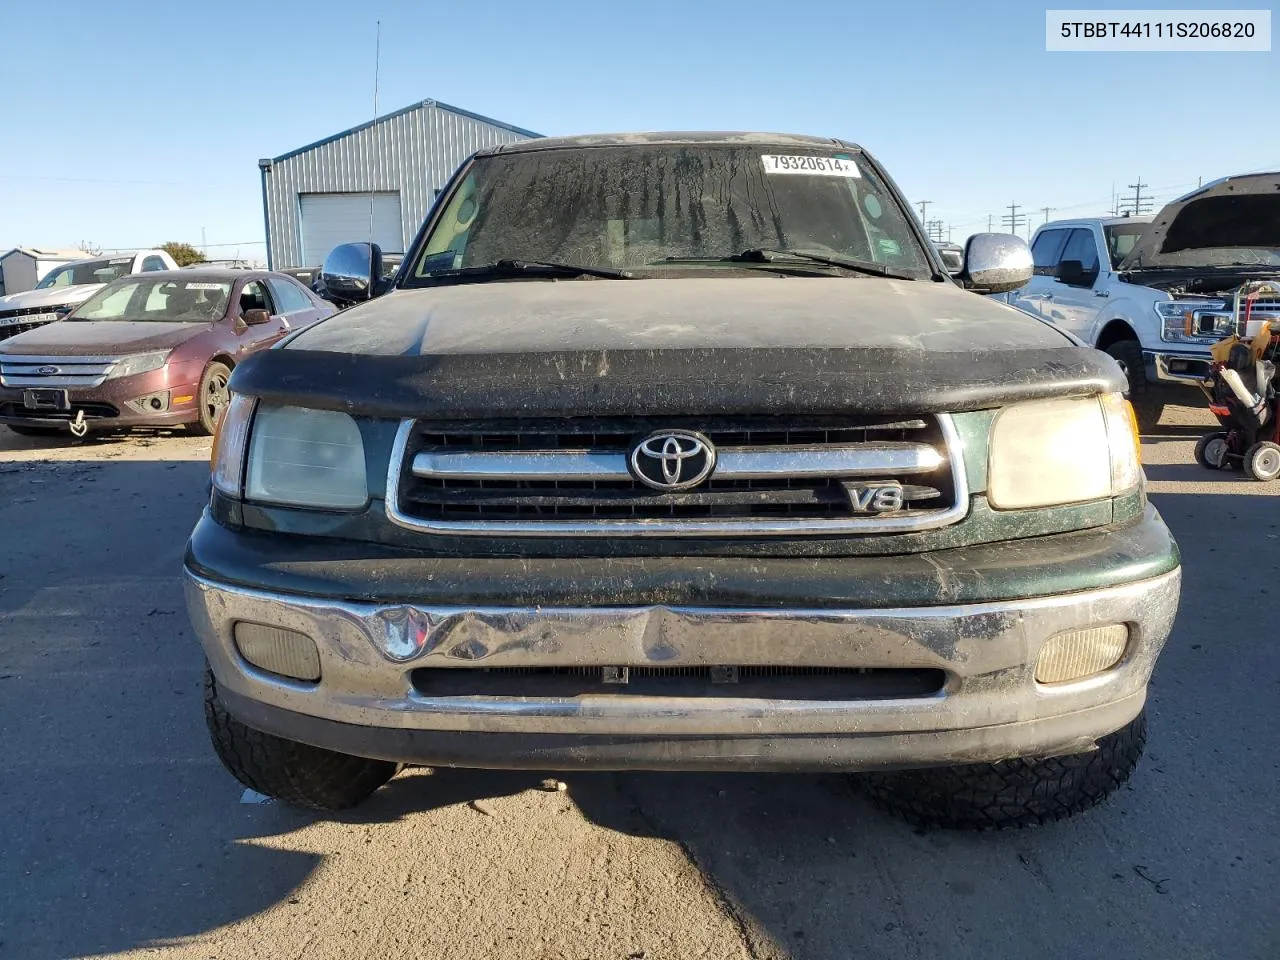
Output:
[[0, 283, 104, 312], [234, 277, 1125, 417], [0, 320, 208, 356], [1118, 172, 1280, 272]]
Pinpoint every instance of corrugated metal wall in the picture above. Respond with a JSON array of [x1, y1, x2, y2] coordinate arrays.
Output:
[[261, 101, 535, 268]]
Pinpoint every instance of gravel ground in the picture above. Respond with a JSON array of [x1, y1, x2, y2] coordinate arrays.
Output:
[[0, 398, 1276, 960]]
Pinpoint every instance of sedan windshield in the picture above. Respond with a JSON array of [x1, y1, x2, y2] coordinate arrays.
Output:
[[410, 144, 930, 281], [36, 257, 136, 289], [71, 278, 231, 322]]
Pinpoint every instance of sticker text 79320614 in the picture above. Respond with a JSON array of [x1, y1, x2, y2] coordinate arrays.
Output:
[[760, 155, 862, 177]]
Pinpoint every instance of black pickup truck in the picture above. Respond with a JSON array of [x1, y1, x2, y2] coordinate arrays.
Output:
[[186, 133, 1180, 829]]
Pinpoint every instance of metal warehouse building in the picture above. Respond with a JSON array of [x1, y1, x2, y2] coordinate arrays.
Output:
[[259, 99, 539, 269]]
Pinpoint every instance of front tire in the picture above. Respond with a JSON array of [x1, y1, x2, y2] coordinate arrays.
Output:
[[861, 711, 1147, 830], [203, 666, 399, 811], [1104, 339, 1162, 427], [1245, 441, 1280, 481], [192, 361, 232, 436]]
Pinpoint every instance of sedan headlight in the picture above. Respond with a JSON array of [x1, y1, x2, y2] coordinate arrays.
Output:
[[242, 404, 368, 509], [107, 351, 170, 379], [988, 394, 1141, 510], [1156, 299, 1225, 343]]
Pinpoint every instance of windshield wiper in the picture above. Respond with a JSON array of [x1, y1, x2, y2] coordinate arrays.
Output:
[[659, 249, 920, 280], [736, 248, 920, 279], [426, 259, 632, 283]]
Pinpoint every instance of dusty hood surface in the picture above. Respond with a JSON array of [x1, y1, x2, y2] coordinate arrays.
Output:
[[234, 277, 1124, 418], [1119, 173, 1280, 272], [0, 283, 104, 311], [0, 320, 207, 356], [293, 277, 1072, 355]]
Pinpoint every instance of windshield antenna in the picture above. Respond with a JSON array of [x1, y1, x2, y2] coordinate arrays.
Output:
[[367, 19, 381, 289]]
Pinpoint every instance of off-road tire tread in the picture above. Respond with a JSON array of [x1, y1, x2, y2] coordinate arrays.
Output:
[[860, 711, 1147, 830], [1104, 339, 1148, 395], [203, 667, 398, 811]]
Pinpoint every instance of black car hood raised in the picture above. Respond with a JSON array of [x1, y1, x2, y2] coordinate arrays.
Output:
[[1118, 172, 1280, 272], [232, 278, 1124, 417]]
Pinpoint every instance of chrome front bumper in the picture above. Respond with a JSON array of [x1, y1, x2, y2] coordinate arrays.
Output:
[[186, 566, 1181, 771], [1146, 350, 1212, 385]]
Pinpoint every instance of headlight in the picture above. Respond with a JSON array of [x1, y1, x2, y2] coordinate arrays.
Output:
[[210, 393, 256, 496], [244, 404, 368, 509], [988, 394, 1141, 510], [107, 351, 169, 379], [1156, 299, 1225, 343]]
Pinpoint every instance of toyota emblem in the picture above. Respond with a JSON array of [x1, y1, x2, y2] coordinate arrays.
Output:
[[37, 365, 60, 375], [629, 430, 716, 491]]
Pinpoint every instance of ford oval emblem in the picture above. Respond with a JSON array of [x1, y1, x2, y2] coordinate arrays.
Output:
[[37, 365, 60, 375]]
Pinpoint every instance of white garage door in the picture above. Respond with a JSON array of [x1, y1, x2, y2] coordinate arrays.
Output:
[[299, 192, 404, 266]]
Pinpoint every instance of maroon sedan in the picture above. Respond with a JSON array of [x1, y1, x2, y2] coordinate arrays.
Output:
[[0, 270, 334, 436]]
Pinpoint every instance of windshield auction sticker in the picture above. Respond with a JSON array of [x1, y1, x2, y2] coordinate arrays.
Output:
[[762, 155, 861, 177], [1046, 10, 1271, 50]]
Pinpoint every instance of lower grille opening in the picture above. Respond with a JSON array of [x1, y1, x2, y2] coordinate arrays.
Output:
[[0, 402, 118, 420], [410, 665, 946, 701]]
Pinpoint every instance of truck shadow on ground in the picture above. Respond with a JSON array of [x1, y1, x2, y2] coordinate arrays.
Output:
[[2, 448, 1275, 960]]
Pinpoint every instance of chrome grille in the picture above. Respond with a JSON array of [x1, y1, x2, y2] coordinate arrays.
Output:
[[1191, 298, 1280, 338], [0, 355, 119, 388], [388, 415, 968, 537]]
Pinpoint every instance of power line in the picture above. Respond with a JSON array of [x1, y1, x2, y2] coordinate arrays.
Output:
[[1120, 177, 1153, 217], [1001, 202, 1026, 236]]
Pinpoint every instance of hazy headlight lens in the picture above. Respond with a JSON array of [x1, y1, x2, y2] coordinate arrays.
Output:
[[210, 393, 256, 496], [245, 405, 367, 509], [988, 395, 1141, 509], [107, 351, 169, 379]]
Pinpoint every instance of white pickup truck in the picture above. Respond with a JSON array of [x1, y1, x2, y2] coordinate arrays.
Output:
[[1009, 173, 1280, 415], [0, 249, 179, 342]]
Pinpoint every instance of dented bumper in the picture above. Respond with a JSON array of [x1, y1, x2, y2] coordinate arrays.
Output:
[[185, 507, 1181, 771]]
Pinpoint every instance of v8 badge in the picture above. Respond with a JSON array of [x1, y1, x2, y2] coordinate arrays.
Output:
[[842, 481, 905, 514]]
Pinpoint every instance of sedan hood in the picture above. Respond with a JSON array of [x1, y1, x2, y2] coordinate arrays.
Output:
[[235, 277, 1124, 418], [0, 283, 105, 311], [1119, 172, 1280, 272], [0, 320, 208, 356]]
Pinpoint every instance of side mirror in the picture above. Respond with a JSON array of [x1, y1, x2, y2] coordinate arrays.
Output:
[[937, 248, 964, 275], [1054, 259, 1097, 287], [242, 308, 271, 326], [961, 233, 1033, 294], [320, 242, 384, 303]]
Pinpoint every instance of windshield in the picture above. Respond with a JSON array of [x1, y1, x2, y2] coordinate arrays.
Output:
[[71, 278, 232, 322], [1104, 222, 1149, 268], [36, 257, 136, 289], [410, 144, 930, 281]]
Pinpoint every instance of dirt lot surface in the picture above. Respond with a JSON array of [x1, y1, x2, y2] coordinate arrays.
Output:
[[1, 399, 1276, 960]]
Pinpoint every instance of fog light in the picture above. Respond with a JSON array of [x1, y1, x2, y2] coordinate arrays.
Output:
[[233, 622, 321, 681], [1035, 625, 1129, 684], [125, 390, 170, 414]]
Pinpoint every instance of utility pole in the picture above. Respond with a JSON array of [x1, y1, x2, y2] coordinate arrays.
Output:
[[1041, 206, 1054, 226], [1001, 202, 1026, 236], [987, 214, 993, 232], [917, 200, 932, 224], [946, 223, 953, 242], [1122, 178, 1152, 216], [925, 218, 945, 242]]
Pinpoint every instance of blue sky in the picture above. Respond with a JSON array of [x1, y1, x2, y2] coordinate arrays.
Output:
[[1, 0, 1275, 259]]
